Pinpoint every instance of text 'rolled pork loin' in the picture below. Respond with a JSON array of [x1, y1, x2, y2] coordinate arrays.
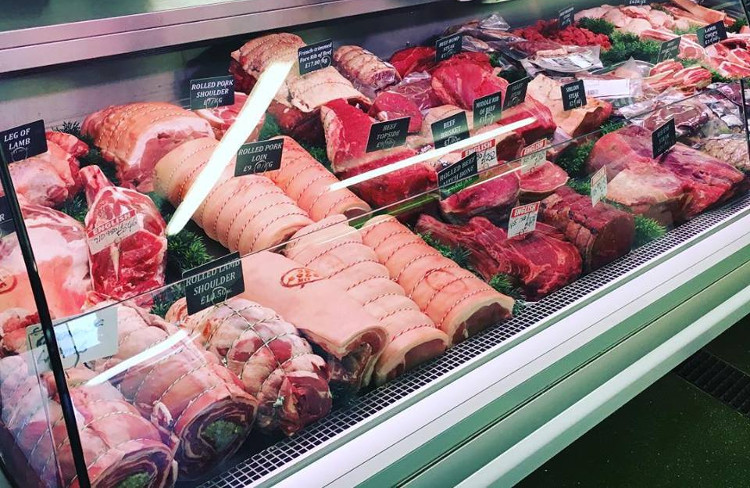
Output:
[[265, 136, 371, 220], [360, 215, 514, 345], [90, 304, 258, 478], [239, 251, 388, 395], [540, 187, 635, 272], [82, 102, 214, 192], [81, 165, 167, 305], [0, 356, 178, 488], [166, 297, 332, 435], [154, 137, 313, 255], [0, 203, 91, 319], [284, 215, 449, 386]]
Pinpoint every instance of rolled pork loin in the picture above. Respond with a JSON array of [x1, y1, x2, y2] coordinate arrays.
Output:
[[360, 215, 514, 345], [89, 304, 258, 478], [82, 102, 215, 192], [167, 297, 332, 435], [154, 138, 313, 255], [0, 356, 178, 488], [284, 215, 449, 386], [239, 251, 388, 396]]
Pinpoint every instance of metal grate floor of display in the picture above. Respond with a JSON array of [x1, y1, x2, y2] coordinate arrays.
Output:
[[198, 194, 750, 488]]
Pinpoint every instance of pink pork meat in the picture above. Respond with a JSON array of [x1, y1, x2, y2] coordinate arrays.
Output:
[[194, 92, 266, 141]]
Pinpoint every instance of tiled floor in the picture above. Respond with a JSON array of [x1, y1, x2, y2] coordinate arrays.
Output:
[[518, 317, 750, 488]]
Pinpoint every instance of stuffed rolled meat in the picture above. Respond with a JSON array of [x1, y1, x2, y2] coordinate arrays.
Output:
[[90, 304, 257, 478], [360, 215, 514, 345], [239, 251, 388, 395], [166, 297, 332, 435], [285, 216, 449, 385], [0, 356, 177, 488]]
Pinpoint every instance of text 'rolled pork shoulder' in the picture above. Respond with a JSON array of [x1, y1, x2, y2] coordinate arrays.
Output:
[[166, 296, 332, 435], [285, 215, 449, 386], [154, 137, 312, 255], [82, 102, 214, 192], [0, 203, 91, 319], [360, 215, 514, 345], [239, 251, 388, 396], [81, 165, 167, 305], [265, 136, 371, 220], [89, 304, 258, 478], [0, 356, 178, 488]]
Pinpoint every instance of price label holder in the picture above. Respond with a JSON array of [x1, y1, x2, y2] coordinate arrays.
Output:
[[86, 209, 140, 255], [503, 78, 529, 110], [0, 120, 47, 163], [473, 92, 503, 129], [558, 6, 575, 29], [562, 80, 587, 111], [235, 139, 284, 176], [652, 118, 676, 158], [435, 33, 463, 62], [183, 252, 245, 315], [520, 139, 548, 174], [698, 21, 727, 48], [189, 76, 235, 110], [298, 39, 334, 75], [590, 166, 608, 206], [26, 307, 118, 373], [0, 196, 14, 238], [657, 37, 682, 63], [431, 111, 470, 149], [508, 202, 540, 238], [366, 117, 409, 153], [438, 152, 479, 198], [583, 78, 631, 99], [626, 0, 648, 5], [461, 139, 498, 171]]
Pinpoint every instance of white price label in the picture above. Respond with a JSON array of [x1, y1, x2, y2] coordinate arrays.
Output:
[[86, 210, 140, 255], [583, 79, 631, 99], [591, 167, 608, 207], [25, 308, 118, 373], [520, 140, 547, 174], [507, 202, 540, 238], [461, 139, 498, 171]]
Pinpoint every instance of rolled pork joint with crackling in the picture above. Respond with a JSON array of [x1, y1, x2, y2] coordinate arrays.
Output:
[[89, 304, 258, 478], [285, 215, 450, 386], [0, 356, 178, 488], [166, 297, 332, 435], [82, 102, 215, 192], [154, 137, 313, 255], [239, 251, 388, 396], [360, 215, 514, 345]]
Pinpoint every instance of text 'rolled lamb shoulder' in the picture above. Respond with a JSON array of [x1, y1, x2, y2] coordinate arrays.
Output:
[[284, 215, 449, 386]]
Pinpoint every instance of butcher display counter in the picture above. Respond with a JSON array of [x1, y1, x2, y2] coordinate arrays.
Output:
[[1, 0, 750, 487]]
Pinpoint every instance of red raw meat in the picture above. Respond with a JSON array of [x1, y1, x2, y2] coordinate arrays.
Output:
[[501, 96, 557, 144], [540, 187, 635, 272], [194, 92, 265, 141], [0, 357, 177, 488], [390, 47, 437, 77], [440, 172, 520, 225], [518, 161, 569, 199], [90, 304, 258, 478], [369, 91, 423, 133], [432, 56, 509, 110], [0, 308, 39, 357], [167, 297, 332, 435], [81, 165, 166, 305], [0, 203, 91, 319], [646, 61, 711, 93], [1, 132, 87, 208], [415, 215, 582, 300], [388, 73, 443, 112]]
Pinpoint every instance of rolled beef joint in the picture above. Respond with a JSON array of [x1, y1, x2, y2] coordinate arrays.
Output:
[[89, 304, 258, 478], [82, 102, 214, 192], [360, 215, 514, 345], [265, 136, 371, 220], [154, 138, 313, 254], [239, 251, 388, 395], [284, 216, 449, 386], [333, 45, 402, 99], [0, 356, 177, 488], [166, 297, 332, 435]]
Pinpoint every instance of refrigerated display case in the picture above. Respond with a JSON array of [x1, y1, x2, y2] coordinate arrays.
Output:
[[1, 1, 749, 487]]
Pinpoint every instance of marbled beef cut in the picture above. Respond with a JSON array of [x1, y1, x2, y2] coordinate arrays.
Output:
[[539, 187, 635, 272], [431, 52, 509, 110], [389, 47, 437, 77], [369, 91, 423, 133], [439, 172, 520, 225]]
